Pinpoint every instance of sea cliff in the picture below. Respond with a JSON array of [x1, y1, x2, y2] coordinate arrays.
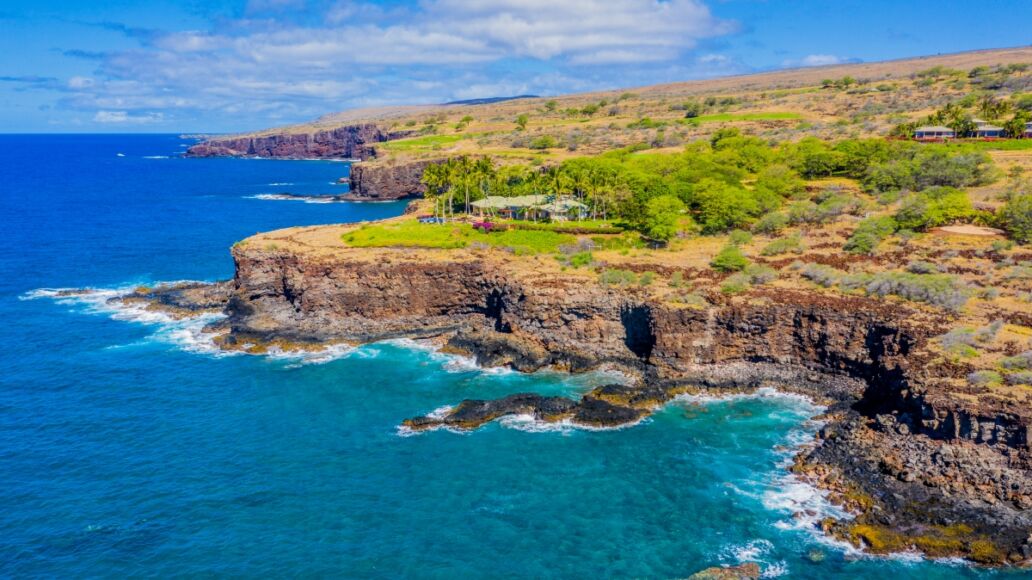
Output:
[[116, 225, 1032, 565], [185, 124, 392, 160]]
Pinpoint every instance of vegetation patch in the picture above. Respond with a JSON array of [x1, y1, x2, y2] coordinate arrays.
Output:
[[342, 221, 573, 253]]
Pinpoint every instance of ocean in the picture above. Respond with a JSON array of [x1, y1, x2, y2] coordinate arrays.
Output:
[[0, 134, 1007, 577]]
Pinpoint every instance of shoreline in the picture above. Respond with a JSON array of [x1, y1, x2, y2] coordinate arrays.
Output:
[[24, 273, 1032, 567]]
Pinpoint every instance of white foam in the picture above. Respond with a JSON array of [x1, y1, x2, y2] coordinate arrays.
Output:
[[23, 284, 231, 356], [142, 155, 169, 159], [267, 182, 294, 186], [247, 193, 337, 204], [23, 283, 357, 365]]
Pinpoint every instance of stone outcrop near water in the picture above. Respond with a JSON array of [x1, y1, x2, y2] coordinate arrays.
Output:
[[185, 125, 392, 160], [122, 243, 1032, 565]]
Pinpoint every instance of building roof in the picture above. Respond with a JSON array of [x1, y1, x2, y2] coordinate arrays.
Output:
[[537, 198, 588, 213], [915, 126, 955, 133], [975, 124, 1004, 132], [471, 195, 548, 209]]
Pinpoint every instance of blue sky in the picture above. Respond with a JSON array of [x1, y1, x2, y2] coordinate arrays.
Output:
[[1, 0, 1030, 133]]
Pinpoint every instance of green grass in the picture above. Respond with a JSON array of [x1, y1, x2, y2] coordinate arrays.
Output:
[[687, 112, 803, 124], [942, 139, 1032, 151], [379, 134, 471, 151], [342, 221, 574, 253]]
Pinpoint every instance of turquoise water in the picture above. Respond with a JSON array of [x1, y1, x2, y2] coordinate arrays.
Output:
[[0, 135, 1014, 577]]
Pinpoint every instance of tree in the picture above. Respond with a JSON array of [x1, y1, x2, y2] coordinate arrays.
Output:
[[977, 95, 1011, 121], [515, 114, 529, 130], [998, 193, 1032, 243], [544, 100, 558, 112], [894, 186, 974, 230], [1004, 111, 1031, 139], [643, 195, 685, 243], [692, 179, 760, 234]]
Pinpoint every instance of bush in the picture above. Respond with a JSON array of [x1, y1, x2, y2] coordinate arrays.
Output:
[[998, 193, 1032, 244], [1005, 371, 1032, 386], [529, 135, 559, 149], [598, 269, 638, 287], [753, 212, 789, 235], [865, 271, 970, 311], [844, 216, 898, 254], [905, 260, 939, 274], [968, 370, 1003, 387], [743, 264, 777, 284], [720, 273, 751, 294], [801, 263, 842, 287], [1000, 352, 1032, 371], [569, 252, 594, 268], [729, 229, 753, 245], [710, 244, 750, 272], [761, 234, 805, 256], [638, 271, 656, 286], [894, 187, 974, 231]]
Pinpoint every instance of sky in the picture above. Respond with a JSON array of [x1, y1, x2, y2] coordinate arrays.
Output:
[[1, 0, 1030, 133]]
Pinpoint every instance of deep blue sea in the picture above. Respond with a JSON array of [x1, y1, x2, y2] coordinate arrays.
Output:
[[0, 134, 1016, 578]]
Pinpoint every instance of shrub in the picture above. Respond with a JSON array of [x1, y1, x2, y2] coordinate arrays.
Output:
[[529, 135, 559, 149], [720, 273, 751, 294], [1005, 371, 1032, 386], [1000, 352, 1032, 371], [787, 201, 821, 225], [710, 244, 750, 272], [761, 234, 805, 256], [752, 212, 789, 235], [905, 260, 939, 274], [670, 271, 684, 287], [844, 216, 898, 255], [729, 229, 753, 245], [801, 263, 842, 287], [599, 269, 638, 287], [865, 272, 970, 311], [998, 193, 1032, 244], [743, 264, 777, 284], [638, 272, 656, 286], [672, 292, 708, 308], [569, 252, 594, 268], [894, 187, 974, 231], [968, 370, 1003, 387]]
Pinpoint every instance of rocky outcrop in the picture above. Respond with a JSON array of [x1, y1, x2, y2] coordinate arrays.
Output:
[[125, 242, 1032, 565], [347, 159, 440, 200], [185, 124, 393, 160]]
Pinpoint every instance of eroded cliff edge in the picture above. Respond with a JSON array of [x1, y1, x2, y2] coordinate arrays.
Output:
[[127, 231, 1032, 565]]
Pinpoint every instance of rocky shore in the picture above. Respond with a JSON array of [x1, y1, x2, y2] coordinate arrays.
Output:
[[184, 124, 402, 160], [116, 239, 1032, 566]]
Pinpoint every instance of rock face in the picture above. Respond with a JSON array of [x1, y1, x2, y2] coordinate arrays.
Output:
[[347, 159, 439, 200], [182, 243, 1032, 564], [185, 125, 390, 160]]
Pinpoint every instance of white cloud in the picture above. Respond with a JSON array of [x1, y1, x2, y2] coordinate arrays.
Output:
[[783, 54, 847, 68], [51, 0, 740, 129], [92, 110, 164, 123]]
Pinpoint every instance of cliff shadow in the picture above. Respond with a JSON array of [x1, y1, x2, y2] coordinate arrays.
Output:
[[621, 305, 656, 361]]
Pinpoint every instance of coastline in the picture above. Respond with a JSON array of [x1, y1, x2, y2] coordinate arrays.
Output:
[[27, 226, 1032, 567]]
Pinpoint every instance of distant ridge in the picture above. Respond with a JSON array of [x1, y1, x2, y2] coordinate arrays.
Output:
[[444, 95, 539, 106]]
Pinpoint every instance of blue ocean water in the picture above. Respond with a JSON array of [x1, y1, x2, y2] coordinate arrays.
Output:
[[0, 134, 1010, 578]]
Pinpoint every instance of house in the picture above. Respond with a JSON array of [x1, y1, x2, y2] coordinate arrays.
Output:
[[914, 126, 955, 140], [1025, 121, 1032, 138], [535, 197, 588, 221], [972, 118, 1004, 138], [471, 195, 547, 220], [470, 195, 587, 221]]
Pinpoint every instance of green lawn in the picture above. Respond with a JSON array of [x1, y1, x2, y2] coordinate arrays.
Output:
[[379, 134, 470, 152], [686, 112, 803, 123], [342, 221, 575, 253]]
